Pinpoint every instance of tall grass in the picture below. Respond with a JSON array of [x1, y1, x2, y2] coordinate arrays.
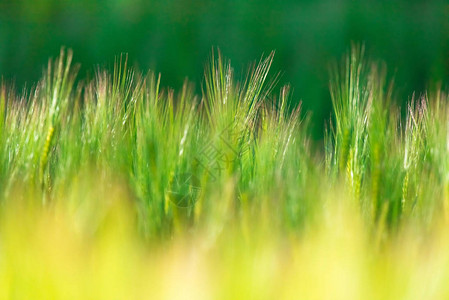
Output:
[[326, 45, 448, 231], [1, 46, 449, 298]]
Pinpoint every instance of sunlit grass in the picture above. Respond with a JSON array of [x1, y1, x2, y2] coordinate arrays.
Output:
[[0, 45, 449, 298]]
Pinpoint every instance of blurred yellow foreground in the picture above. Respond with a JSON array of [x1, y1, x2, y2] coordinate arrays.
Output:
[[1, 173, 449, 300]]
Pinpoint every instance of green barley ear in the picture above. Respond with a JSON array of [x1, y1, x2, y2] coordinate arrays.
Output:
[[39, 48, 78, 191], [401, 171, 409, 210], [39, 124, 55, 188], [0, 83, 5, 140], [328, 44, 371, 187], [0, 83, 5, 180]]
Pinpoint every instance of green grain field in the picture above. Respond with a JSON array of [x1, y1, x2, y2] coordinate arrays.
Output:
[[1, 45, 449, 299]]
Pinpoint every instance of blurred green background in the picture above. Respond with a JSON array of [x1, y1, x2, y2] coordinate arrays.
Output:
[[0, 0, 448, 136]]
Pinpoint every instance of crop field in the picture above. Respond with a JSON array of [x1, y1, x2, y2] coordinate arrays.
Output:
[[1, 45, 449, 299]]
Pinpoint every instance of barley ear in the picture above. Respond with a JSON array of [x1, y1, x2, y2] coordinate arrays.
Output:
[[39, 124, 55, 187]]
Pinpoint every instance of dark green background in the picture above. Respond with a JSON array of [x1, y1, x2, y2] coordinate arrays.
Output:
[[1, 0, 448, 136]]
